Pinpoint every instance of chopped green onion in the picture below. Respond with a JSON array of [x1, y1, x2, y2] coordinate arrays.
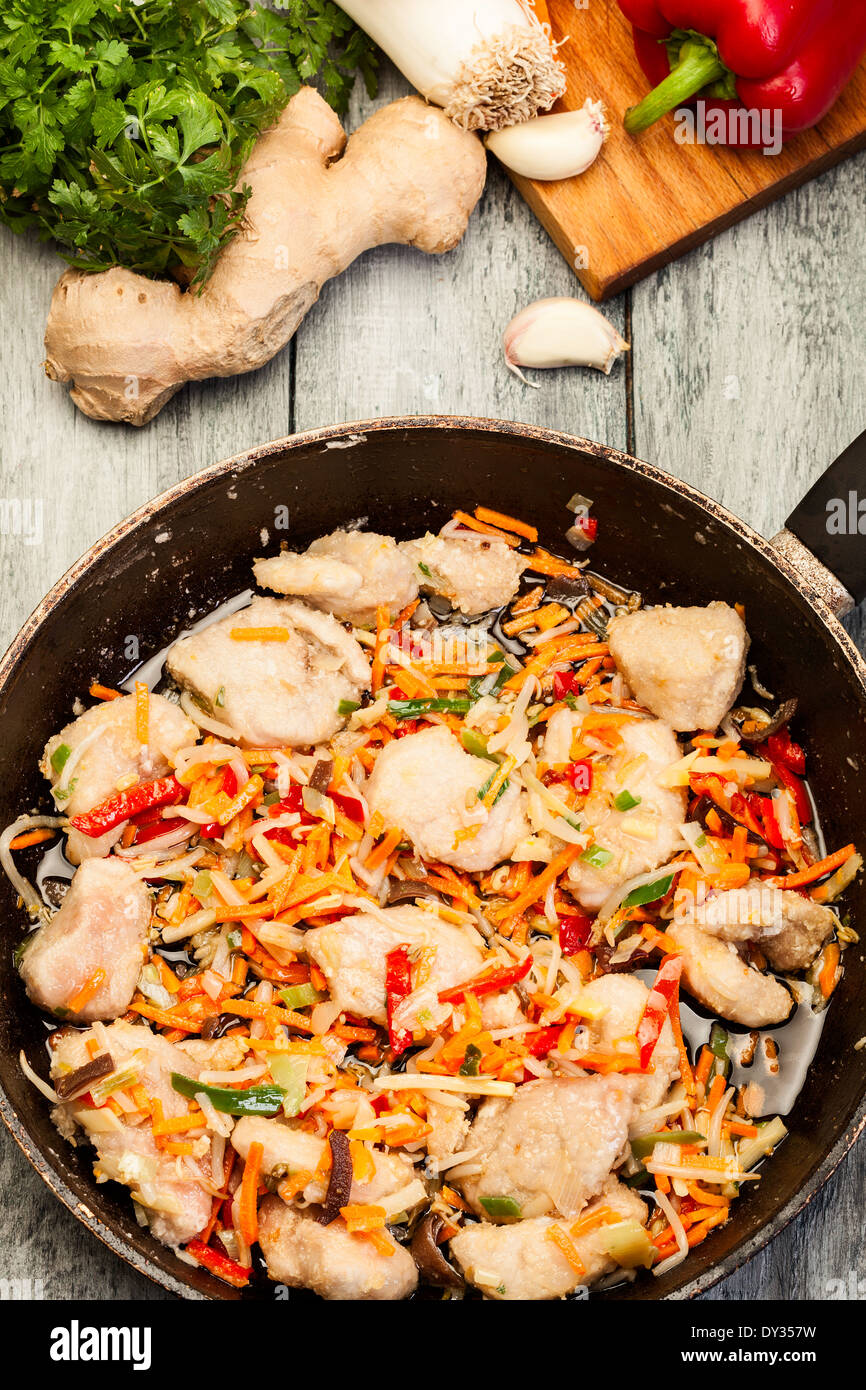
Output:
[[695, 832, 707, 847], [707, 1022, 731, 1079], [461, 729, 493, 759], [279, 984, 324, 1011], [459, 1043, 482, 1077], [630, 1130, 705, 1161], [338, 699, 361, 716], [613, 789, 641, 812], [580, 843, 613, 869], [477, 770, 509, 804], [417, 562, 432, 577], [263, 791, 281, 806], [621, 872, 675, 909], [479, 1195, 522, 1219], [50, 743, 71, 775], [192, 871, 213, 902], [226, 929, 243, 951], [214, 686, 226, 708], [388, 698, 471, 719]]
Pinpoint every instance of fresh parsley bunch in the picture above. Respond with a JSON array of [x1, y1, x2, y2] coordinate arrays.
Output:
[[0, 0, 376, 282]]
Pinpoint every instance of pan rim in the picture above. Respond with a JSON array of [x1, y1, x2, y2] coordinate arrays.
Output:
[[1, 413, 864, 1303]]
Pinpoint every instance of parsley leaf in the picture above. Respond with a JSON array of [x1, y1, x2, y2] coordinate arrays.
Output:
[[0, 0, 377, 281]]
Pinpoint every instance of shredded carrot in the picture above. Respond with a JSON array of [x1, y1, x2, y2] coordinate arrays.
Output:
[[473, 506, 538, 543], [479, 754, 516, 810], [230, 627, 290, 642], [238, 1140, 263, 1247], [496, 843, 583, 923], [134, 680, 149, 745], [277, 1169, 314, 1202], [547, 1223, 586, 1275], [668, 989, 696, 1100], [726, 1120, 759, 1139], [706, 1073, 727, 1112], [213, 774, 262, 829], [765, 844, 855, 889], [365, 1227, 396, 1257], [8, 828, 56, 850], [818, 942, 841, 999], [451, 511, 521, 547], [695, 1047, 714, 1091], [89, 682, 122, 701], [686, 1182, 730, 1207], [67, 968, 106, 1013], [364, 826, 402, 872], [340, 1202, 386, 1232], [371, 605, 389, 694]]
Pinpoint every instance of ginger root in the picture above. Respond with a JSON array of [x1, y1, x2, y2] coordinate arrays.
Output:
[[43, 89, 486, 425]]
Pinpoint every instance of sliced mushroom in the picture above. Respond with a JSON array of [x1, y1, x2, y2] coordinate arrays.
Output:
[[729, 698, 798, 744], [410, 1213, 464, 1290], [54, 1051, 115, 1100], [318, 1129, 353, 1226]]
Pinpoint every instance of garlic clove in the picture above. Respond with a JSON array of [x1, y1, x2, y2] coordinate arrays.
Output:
[[503, 297, 629, 385], [484, 99, 609, 180]]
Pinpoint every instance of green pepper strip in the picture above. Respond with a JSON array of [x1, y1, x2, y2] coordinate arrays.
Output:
[[630, 1129, 705, 1161], [171, 1071, 286, 1116]]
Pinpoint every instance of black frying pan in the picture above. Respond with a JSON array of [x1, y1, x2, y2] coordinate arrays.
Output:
[[1, 417, 864, 1301]]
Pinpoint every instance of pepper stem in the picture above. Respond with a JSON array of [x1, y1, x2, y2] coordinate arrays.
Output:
[[624, 37, 727, 134]]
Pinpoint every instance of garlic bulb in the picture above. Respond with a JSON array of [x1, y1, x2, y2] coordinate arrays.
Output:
[[503, 298, 629, 384], [338, 0, 565, 131], [485, 99, 609, 179]]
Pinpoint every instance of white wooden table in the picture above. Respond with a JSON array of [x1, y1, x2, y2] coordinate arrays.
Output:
[[1, 65, 864, 1302]]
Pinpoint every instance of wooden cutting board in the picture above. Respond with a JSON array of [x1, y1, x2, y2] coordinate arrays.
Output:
[[505, 1, 866, 300]]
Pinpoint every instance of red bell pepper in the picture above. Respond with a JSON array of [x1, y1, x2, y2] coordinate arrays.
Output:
[[438, 954, 533, 1007], [385, 945, 414, 1057], [771, 761, 812, 825], [559, 913, 593, 955], [618, 1, 866, 143], [186, 1237, 250, 1288], [636, 955, 682, 1070], [70, 775, 187, 838], [767, 727, 806, 777], [525, 1025, 564, 1058]]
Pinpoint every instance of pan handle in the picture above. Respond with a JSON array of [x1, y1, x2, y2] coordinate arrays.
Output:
[[779, 428, 866, 611]]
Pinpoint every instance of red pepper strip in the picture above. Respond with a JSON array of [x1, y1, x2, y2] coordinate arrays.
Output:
[[70, 775, 187, 838], [438, 954, 532, 1007], [185, 1237, 250, 1288], [767, 728, 806, 777], [385, 945, 414, 1057], [553, 671, 576, 701], [525, 1025, 564, 1058], [331, 790, 365, 822], [221, 765, 239, 798], [636, 955, 682, 1070], [620, 0, 866, 141], [771, 761, 812, 825], [559, 913, 593, 956], [133, 815, 187, 846]]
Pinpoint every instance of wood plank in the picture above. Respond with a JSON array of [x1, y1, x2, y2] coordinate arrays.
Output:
[[502, 0, 866, 300]]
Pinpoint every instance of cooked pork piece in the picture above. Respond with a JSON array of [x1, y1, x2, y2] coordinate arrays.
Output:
[[50, 1020, 212, 1247], [166, 596, 370, 748], [607, 602, 748, 731], [543, 711, 686, 912], [19, 858, 150, 1021], [401, 533, 526, 614], [258, 1198, 418, 1300], [457, 1076, 636, 1221], [255, 530, 419, 625], [450, 1183, 648, 1300], [578, 973, 680, 1110], [306, 903, 491, 1031], [42, 692, 196, 864], [231, 1116, 420, 1207], [668, 918, 792, 1027], [686, 881, 837, 972], [365, 724, 529, 873]]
